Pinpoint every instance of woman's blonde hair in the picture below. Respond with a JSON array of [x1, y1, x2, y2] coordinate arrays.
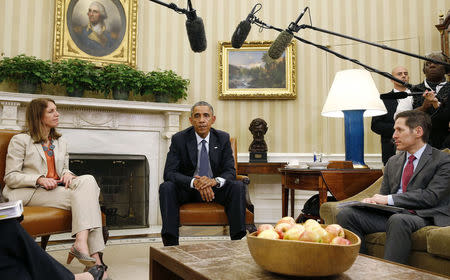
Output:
[[24, 98, 61, 143]]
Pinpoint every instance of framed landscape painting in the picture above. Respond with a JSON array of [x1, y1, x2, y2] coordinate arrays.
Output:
[[53, 0, 138, 66], [218, 41, 296, 99]]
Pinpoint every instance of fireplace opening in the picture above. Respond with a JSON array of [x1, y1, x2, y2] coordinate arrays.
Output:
[[69, 154, 149, 230]]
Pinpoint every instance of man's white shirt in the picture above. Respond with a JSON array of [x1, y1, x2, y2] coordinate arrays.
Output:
[[393, 88, 412, 119]]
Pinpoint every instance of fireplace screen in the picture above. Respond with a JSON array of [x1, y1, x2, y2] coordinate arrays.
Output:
[[69, 154, 149, 230]]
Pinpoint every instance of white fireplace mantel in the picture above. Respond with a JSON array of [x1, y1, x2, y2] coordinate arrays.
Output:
[[0, 91, 191, 234], [0, 91, 190, 130]]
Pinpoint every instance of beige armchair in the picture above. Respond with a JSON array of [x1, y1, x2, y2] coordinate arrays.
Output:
[[320, 150, 450, 276]]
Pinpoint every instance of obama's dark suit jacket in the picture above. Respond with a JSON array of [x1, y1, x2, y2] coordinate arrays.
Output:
[[159, 126, 246, 242], [163, 126, 236, 188]]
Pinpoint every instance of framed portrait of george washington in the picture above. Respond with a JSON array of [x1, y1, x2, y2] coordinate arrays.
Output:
[[53, 0, 137, 66], [218, 41, 296, 100]]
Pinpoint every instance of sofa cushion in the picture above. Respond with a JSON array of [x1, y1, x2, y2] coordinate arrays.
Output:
[[365, 225, 440, 252], [427, 226, 450, 259]]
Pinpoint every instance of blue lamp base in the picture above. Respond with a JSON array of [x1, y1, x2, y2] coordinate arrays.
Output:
[[343, 110, 368, 168]]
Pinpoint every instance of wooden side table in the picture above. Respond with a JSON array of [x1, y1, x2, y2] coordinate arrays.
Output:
[[279, 168, 383, 219], [237, 162, 287, 175]]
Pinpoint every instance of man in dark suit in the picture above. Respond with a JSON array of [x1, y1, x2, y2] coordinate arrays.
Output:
[[159, 101, 247, 246], [371, 66, 410, 165], [338, 110, 450, 264], [395, 52, 450, 149]]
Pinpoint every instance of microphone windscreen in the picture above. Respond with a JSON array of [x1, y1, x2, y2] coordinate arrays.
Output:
[[268, 31, 293, 60], [231, 20, 251, 49], [186, 16, 207, 52]]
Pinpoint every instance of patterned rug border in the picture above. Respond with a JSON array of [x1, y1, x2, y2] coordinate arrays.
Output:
[[46, 235, 235, 251]]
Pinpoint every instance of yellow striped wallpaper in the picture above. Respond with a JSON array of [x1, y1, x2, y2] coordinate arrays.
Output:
[[0, 0, 447, 155]]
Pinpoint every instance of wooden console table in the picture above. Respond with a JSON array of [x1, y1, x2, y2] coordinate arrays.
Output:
[[279, 168, 383, 218], [237, 162, 287, 175]]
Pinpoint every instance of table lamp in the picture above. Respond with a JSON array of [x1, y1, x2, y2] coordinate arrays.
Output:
[[321, 69, 387, 168]]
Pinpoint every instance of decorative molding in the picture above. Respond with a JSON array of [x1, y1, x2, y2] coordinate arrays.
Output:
[[0, 92, 190, 113], [0, 101, 21, 130], [74, 110, 117, 128]]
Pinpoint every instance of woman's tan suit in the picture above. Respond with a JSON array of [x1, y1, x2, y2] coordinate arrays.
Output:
[[2, 133, 104, 254]]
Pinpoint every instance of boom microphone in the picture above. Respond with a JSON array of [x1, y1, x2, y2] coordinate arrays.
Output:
[[185, 0, 207, 52], [231, 4, 262, 49], [268, 31, 294, 60], [380, 91, 423, 100], [231, 21, 252, 49], [268, 7, 308, 59]]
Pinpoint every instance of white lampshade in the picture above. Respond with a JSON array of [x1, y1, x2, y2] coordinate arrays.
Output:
[[321, 69, 387, 118]]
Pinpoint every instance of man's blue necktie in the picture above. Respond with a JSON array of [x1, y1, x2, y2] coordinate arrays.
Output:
[[198, 140, 209, 177]]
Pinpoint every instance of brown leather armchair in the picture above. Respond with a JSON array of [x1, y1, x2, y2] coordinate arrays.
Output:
[[0, 130, 107, 250], [179, 138, 257, 233]]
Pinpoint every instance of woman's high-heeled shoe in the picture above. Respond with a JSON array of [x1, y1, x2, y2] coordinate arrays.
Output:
[[67, 246, 96, 266], [87, 265, 105, 280]]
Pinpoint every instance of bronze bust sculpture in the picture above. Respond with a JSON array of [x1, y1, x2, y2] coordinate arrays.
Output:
[[249, 118, 268, 162]]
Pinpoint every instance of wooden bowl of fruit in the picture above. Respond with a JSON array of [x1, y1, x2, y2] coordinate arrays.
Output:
[[247, 217, 361, 277]]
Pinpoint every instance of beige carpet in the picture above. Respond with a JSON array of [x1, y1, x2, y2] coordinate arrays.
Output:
[[47, 226, 231, 279], [49, 241, 157, 279]]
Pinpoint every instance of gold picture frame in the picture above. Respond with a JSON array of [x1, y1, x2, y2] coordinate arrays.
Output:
[[53, 0, 138, 66], [218, 41, 296, 99]]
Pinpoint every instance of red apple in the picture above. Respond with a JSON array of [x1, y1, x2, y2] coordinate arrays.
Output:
[[303, 219, 321, 231], [276, 216, 296, 226], [320, 230, 335, 244], [299, 229, 321, 243], [325, 224, 345, 238], [257, 229, 279, 239], [274, 222, 293, 239], [310, 227, 330, 243], [257, 224, 274, 235], [330, 236, 351, 245], [283, 224, 305, 240]]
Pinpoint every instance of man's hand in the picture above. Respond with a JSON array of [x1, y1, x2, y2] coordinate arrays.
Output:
[[361, 194, 388, 205], [361, 197, 376, 204], [194, 176, 216, 202], [420, 90, 440, 110]]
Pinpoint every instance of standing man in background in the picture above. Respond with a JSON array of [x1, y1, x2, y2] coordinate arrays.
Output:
[[395, 52, 450, 149], [372, 66, 410, 165]]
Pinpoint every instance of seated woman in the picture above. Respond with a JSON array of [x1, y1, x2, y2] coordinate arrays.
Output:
[[2, 98, 110, 279]]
